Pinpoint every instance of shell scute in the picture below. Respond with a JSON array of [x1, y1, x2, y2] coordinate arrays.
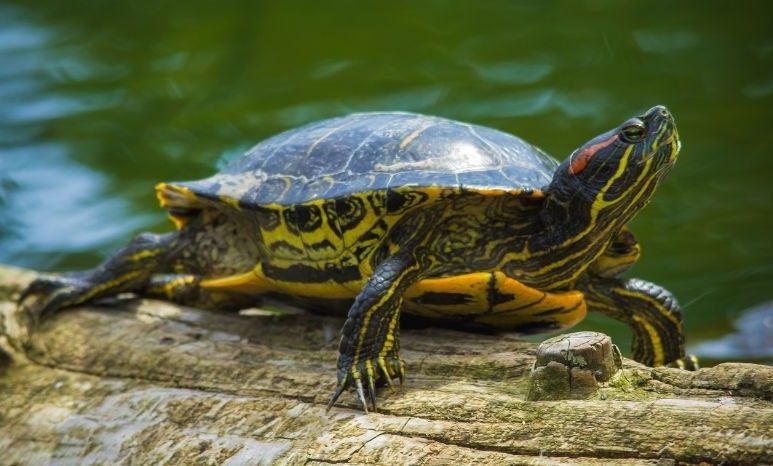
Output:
[[168, 112, 558, 208]]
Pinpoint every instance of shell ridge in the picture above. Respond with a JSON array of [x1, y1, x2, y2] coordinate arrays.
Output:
[[258, 125, 310, 172], [463, 123, 507, 166], [340, 114, 424, 175], [302, 113, 371, 163]]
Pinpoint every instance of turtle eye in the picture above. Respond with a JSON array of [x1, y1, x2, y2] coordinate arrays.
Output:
[[620, 122, 647, 143]]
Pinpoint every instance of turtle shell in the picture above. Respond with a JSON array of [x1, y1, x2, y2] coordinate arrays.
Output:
[[172, 112, 559, 207]]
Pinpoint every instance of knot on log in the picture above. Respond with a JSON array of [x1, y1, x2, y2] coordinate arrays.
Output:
[[527, 331, 622, 401]]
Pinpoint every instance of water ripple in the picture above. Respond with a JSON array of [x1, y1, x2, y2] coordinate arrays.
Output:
[[0, 144, 152, 269], [633, 29, 700, 54], [443, 89, 609, 122], [468, 58, 553, 85]]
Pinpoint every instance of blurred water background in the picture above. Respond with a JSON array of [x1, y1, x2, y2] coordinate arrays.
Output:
[[0, 1, 771, 364]]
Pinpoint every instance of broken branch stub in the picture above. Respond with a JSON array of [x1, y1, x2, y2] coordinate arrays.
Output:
[[527, 331, 623, 401]]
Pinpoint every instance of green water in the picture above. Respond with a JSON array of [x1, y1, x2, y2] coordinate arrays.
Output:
[[1, 1, 771, 363]]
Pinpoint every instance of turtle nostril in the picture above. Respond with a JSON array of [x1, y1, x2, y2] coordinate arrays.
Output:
[[644, 105, 670, 121]]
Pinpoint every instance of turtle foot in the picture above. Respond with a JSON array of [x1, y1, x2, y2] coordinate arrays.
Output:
[[327, 354, 404, 414], [18, 272, 95, 321]]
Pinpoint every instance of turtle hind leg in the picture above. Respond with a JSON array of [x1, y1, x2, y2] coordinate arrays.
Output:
[[19, 232, 177, 318]]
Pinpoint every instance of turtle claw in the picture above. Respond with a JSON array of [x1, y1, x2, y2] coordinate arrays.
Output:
[[18, 274, 62, 305], [327, 356, 404, 413], [326, 383, 347, 413], [18, 273, 93, 320], [354, 379, 369, 414], [378, 359, 395, 393], [366, 375, 378, 412]]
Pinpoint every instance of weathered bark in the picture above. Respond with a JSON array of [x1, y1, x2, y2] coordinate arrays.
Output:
[[0, 265, 771, 465], [528, 332, 623, 401]]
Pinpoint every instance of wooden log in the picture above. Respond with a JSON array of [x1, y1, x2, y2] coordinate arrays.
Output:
[[0, 265, 771, 465]]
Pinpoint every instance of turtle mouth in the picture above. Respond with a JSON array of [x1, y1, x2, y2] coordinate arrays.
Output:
[[662, 127, 681, 160], [649, 107, 680, 162], [661, 134, 680, 159]]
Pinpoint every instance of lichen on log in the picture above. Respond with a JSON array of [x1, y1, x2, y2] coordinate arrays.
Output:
[[0, 265, 771, 465]]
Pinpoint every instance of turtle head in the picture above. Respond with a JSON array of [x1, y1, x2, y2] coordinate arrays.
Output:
[[536, 105, 680, 275], [546, 105, 680, 223]]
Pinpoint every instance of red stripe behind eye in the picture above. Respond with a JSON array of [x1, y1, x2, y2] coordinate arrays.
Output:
[[568, 134, 618, 175]]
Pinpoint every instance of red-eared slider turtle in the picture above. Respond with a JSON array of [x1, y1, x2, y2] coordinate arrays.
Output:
[[20, 106, 698, 412]]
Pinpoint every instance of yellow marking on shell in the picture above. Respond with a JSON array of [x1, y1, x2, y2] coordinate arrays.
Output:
[[261, 204, 308, 260], [221, 195, 241, 211], [156, 182, 169, 208], [299, 199, 344, 261], [399, 122, 434, 150], [156, 182, 198, 206], [465, 187, 543, 199], [241, 186, 461, 264], [632, 315, 665, 366], [306, 124, 346, 158], [156, 182, 202, 230], [278, 177, 293, 200]]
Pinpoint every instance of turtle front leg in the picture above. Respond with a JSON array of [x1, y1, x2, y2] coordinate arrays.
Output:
[[19, 232, 177, 318], [578, 275, 698, 370], [327, 250, 424, 413]]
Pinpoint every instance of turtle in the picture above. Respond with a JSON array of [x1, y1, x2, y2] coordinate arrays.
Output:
[[20, 105, 698, 413]]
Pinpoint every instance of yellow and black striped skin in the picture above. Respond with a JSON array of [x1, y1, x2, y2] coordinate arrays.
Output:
[[20, 106, 695, 414], [161, 183, 588, 332]]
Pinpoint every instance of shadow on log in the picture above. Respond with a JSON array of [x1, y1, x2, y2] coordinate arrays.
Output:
[[1, 265, 771, 465]]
